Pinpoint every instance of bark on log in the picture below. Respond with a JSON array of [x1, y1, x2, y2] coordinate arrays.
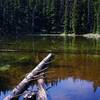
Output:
[[4, 53, 53, 100], [37, 79, 47, 100], [23, 78, 47, 100], [23, 91, 36, 100]]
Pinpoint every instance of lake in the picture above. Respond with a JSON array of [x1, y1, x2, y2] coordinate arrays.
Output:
[[0, 36, 100, 100]]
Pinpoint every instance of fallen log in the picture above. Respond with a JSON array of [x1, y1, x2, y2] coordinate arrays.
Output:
[[23, 78, 47, 100], [4, 53, 53, 100], [37, 78, 47, 100], [23, 90, 36, 100]]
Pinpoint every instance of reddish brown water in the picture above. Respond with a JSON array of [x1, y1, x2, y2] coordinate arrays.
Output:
[[0, 36, 100, 100]]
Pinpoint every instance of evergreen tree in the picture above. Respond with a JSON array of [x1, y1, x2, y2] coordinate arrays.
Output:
[[72, 0, 83, 34], [81, 0, 88, 33], [59, 0, 65, 31], [0, 0, 98, 35], [94, 0, 100, 34], [54, 0, 61, 32], [0, 0, 4, 35], [87, 0, 94, 33], [50, 0, 56, 32], [44, 0, 56, 33], [64, 0, 70, 34]]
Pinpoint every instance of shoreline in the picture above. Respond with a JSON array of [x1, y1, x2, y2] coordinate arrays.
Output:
[[0, 33, 100, 39], [26, 33, 100, 39], [82, 33, 100, 39]]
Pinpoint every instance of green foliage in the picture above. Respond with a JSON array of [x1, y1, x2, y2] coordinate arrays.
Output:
[[0, 64, 10, 71], [64, 0, 71, 34], [93, 0, 100, 33], [72, 0, 82, 34], [0, 0, 99, 35]]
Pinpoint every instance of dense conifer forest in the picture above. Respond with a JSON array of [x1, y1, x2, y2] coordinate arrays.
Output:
[[0, 0, 99, 36]]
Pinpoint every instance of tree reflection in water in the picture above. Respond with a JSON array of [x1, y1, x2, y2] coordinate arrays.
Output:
[[0, 36, 100, 100]]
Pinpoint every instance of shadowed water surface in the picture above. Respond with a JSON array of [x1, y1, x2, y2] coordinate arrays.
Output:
[[0, 36, 100, 100]]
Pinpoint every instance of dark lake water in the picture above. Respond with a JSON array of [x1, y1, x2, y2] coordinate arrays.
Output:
[[0, 36, 100, 100]]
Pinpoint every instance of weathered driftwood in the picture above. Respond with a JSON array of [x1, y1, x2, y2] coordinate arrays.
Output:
[[4, 53, 53, 100], [23, 78, 47, 100], [23, 91, 36, 100], [37, 79, 47, 100]]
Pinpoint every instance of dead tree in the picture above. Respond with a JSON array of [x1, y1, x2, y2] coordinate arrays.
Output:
[[4, 53, 53, 100]]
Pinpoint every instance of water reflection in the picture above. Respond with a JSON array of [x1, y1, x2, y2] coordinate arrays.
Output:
[[0, 36, 100, 54], [0, 91, 11, 100], [0, 52, 100, 100], [1, 77, 100, 100], [0, 36, 100, 100], [47, 77, 100, 100]]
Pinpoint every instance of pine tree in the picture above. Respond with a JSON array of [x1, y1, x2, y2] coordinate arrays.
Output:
[[50, 0, 56, 32], [59, 0, 65, 30], [54, 0, 61, 32], [32, 0, 44, 33], [87, 0, 94, 33], [81, 0, 88, 33], [64, 0, 70, 34], [0, 0, 98, 35], [44, 0, 56, 33], [94, 0, 100, 34], [0, 0, 4, 35], [72, 0, 82, 34]]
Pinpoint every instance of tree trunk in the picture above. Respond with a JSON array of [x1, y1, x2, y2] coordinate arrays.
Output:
[[37, 79, 47, 100], [4, 53, 53, 100]]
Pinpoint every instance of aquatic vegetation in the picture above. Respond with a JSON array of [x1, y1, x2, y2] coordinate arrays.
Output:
[[0, 64, 10, 71]]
